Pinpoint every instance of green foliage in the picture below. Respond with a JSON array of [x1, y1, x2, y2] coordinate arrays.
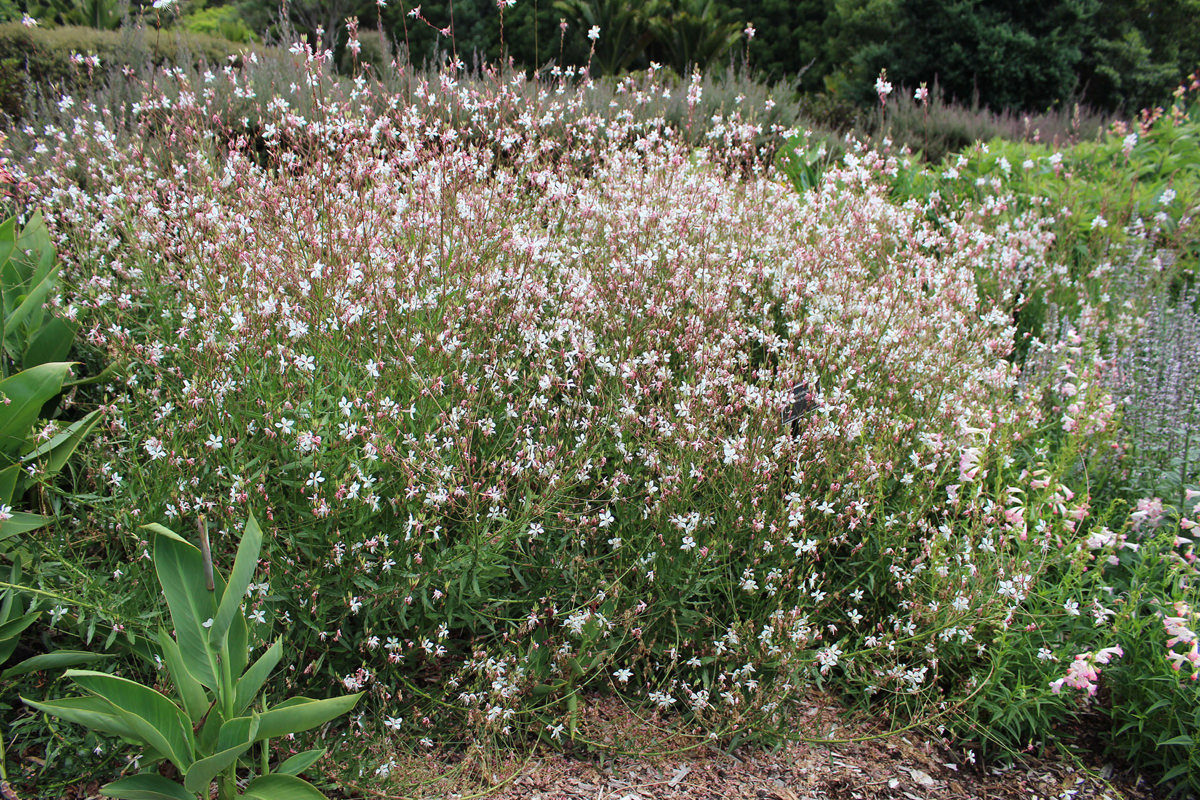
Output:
[[182, 4, 258, 45], [0, 211, 101, 783], [646, 0, 743, 76], [29, 0, 128, 30], [0, 212, 100, 537], [1104, 525, 1200, 797], [554, 0, 659, 74], [0, 22, 259, 120], [25, 513, 361, 800]]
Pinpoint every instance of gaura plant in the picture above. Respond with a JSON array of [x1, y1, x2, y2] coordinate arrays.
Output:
[[24, 513, 362, 800]]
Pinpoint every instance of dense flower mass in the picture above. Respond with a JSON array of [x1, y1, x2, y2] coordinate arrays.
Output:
[[3, 37, 1198, 790]]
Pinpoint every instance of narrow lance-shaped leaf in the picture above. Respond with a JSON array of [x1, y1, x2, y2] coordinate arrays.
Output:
[[234, 637, 283, 715], [0, 650, 109, 681], [211, 511, 263, 648]]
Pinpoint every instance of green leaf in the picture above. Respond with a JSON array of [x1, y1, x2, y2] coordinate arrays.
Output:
[[0, 362, 72, 460], [153, 530, 220, 689], [0, 609, 40, 642], [62, 360, 119, 388], [254, 694, 362, 742], [4, 263, 62, 359], [66, 669, 195, 771], [0, 650, 108, 680], [183, 716, 259, 795], [99, 774, 194, 800], [21, 409, 101, 476], [275, 748, 327, 776], [22, 315, 79, 370], [158, 628, 209, 723], [1157, 734, 1195, 747], [234, 638, 282, 715], [211, 511, 263, 649], [0, 511, 52, 542], [215, 714, 258, 751], [0, 462, 18, 506], [241, 773, 329, 800], [22, 695, 141, 740]]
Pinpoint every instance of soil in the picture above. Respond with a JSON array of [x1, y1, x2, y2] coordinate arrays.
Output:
[[4, 694, 1170, 800], [343, 694, 1171, 800]]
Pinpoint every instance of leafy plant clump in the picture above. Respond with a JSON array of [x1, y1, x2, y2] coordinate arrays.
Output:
[[0, 29, 1198, 800], [26, 512, 361, 800]]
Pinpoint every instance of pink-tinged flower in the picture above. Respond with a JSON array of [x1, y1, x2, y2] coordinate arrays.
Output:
[[744, 23, 756, 39], [875, 69, 893, 105], [914, 84, 929, 105]]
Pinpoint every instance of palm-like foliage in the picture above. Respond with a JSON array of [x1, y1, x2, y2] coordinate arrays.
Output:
[[554, 0, 665, 73], [650, 0, 743, 74]]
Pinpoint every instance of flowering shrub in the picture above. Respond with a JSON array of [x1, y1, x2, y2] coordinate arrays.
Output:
[[1, 37, 1198, 796]]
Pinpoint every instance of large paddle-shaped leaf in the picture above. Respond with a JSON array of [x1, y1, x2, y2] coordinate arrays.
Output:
[[157, 628, 209, 723], [22, 695, 140, 740], [98, 774, 193, 800], [242, 773, 329, 800], [182, 716, 259, 795], [254, 693, 362, 742], [150, 525, 220, 690], [0, 362, 71, 460], [65, 670, 195, 771]]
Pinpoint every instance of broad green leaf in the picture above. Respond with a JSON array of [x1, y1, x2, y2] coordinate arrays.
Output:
[[66, 669, 195, 771], [215, 715, 258, 751], [22, 315, 78, 370], [226, 598, 249, 678], [183, 717, 258, 795], [254, 693, 361, 742], [153, 531, 220, 689], [0, 650, 108, 680], [0, 510, 52, 542], [22, 695, 141, 740], [242, 773, 329, 800], [234, 638, 282, 715], [157, 628, 209, 723], [275, 748, 327, 776], [63, 360, 119, 388], [0, 216, 17, 267], [0, 609, 40, 642], [16, 211, 54, 286], [21, 409, 101, 476], [0, 362, 72, 460], [0, 462, 18, 505], [4, 264, 62, 356], [99, 774, 193, 800], [143, 522, 189, 545], [211, 512, 263, 648]]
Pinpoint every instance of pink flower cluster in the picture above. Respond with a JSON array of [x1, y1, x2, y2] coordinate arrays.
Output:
[[1050, 646, 1124, 696]]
